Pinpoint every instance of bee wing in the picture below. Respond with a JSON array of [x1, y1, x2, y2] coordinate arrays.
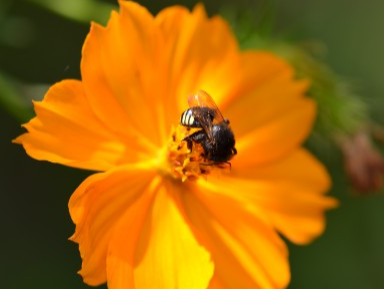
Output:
[[192, 109, 215, 141], [188, 90, 225, 142], [188, 90, 225, 124]]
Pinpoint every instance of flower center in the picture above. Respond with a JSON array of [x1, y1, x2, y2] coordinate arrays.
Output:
[[163, 125, 226, 181]]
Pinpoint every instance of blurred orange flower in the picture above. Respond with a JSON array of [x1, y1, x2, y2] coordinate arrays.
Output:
[[15, 1, 337, 289]]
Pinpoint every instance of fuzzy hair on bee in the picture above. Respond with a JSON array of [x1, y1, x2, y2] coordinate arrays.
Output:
[[180, 90, 237, 165]]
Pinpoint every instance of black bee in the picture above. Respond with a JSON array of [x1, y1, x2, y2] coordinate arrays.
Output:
[[180, 90, 237, 165]]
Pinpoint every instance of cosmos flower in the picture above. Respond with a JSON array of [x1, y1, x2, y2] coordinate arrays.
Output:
[[15, 1, 337, 289]]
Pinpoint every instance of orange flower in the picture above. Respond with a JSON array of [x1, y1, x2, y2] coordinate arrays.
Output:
[[15, 2, 337, 289]]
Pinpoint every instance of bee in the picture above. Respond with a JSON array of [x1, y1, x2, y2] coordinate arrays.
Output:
[[180, 90, 237, 165]]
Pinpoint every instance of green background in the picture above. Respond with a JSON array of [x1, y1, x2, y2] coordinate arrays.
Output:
[[1, 0, 384, 288]]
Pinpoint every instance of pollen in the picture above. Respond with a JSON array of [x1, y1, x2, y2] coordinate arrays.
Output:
[[165, 125, 223, 181]]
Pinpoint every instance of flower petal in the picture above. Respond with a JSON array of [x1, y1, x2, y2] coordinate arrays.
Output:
[[212, 51, 313, 167], [70, 166, 214, 289], [14, 80, 155, 171], [156, 4, 242, 114], [235, 96, 315, 167], [69, 164, 157, 285], [179, 182, 290, 289], [206, 149, 337, 244], [81, 2, 170, 145], [131, 182, 214, 289], [221, 52, 305, 112], [224, 51, 310, 128], [81, 2, 245, 147]]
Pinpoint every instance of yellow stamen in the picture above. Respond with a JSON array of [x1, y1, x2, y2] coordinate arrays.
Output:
[[163, 125, 225, 181]]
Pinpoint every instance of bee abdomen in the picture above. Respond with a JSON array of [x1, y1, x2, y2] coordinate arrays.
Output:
[[180, 108, 200, 127]]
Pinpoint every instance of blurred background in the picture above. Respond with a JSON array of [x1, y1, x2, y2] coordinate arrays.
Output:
[[1, 0, 384, 288]]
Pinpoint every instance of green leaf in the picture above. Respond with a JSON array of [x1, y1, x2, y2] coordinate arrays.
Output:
[[26, 0, 117, 25]]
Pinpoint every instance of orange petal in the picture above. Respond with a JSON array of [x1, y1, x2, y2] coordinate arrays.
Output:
[[14, 80, 156, 171], [130, 182, 214, 289], [234, 148, 331, 191], [156, 3, 242, 115], [179, 182, 290, 289], [215, 51, 314, 167], [223, 51, 309, 122], [82, 2, 245, 147], [81, 2, 171, 146], [221, 52, 304, 112], [204, 149, 337, 245], [68, 165, 157, 285], [234, 97, 316, 167], [243, 149, 338, 244]]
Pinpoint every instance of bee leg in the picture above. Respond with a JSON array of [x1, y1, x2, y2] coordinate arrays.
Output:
[[185, 138, 193, 151], [200, 151, 209, 161], [183, 130, 206, 150], [216, 161, 231, 170], [232, 147, 237, 155]]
